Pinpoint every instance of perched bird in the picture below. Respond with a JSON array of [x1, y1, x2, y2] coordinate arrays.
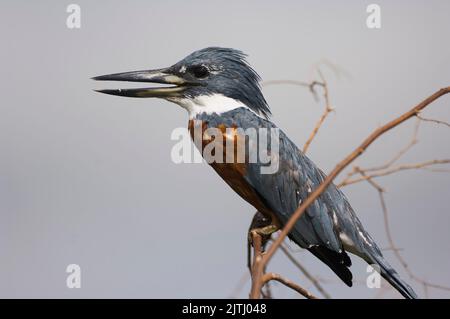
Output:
[[93, 47, 417, 298]]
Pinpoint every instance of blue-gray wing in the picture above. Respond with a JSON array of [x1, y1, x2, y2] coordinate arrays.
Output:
[[216, 109, 382, 285], [199, 108, 417, 297], [239, 110, 417, 297]]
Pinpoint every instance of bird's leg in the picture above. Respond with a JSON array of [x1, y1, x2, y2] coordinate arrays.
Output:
[[247, 212, 279, 274], [247, 211, 279, 245]]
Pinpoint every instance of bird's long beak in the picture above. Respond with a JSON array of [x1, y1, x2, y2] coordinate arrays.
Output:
[[92, 68, 188, 98]]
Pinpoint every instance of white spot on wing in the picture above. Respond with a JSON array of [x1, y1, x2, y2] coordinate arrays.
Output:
[[358, 230, 373, 247], [339, 232, 354, 247], [332, 211, 338, 226]]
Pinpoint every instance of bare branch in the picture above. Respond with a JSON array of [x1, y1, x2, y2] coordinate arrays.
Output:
[[248, 231, 318, 299], [262, 273, 318, 299], [416, 114, 450, 128], [423, 167, 450, 173], [303, 69, 334, 154], [362, 119, 420, 172], [340, 119, 420, 184], [262, 79, 325, 102], [263, 80, 315, 88], [338, 159, 450, 187], [263, 67, 335, 155]]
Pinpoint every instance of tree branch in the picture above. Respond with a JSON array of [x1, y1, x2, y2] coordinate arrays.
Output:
[[262, 272, 318, 299], [341, 118, 420, 180], [249, 231, 317, 299], [338, 159, 450, 187], [302, 69, 334, 154], [416, 114, 450, 128], [263, 67, 335, 155]]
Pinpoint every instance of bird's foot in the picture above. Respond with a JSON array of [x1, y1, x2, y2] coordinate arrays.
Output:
[[250, 224, 279, 237], [247, 211, 279, 247], [247, 212, 280, 273]]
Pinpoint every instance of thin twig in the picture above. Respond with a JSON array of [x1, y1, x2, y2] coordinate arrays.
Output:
[[302, 69, 334, 154], [262, 79, 325, 101], [416, 114, 450, 128], [340, 119, 420, 183], [359, 119, 420, 172], [263, 80, 314, 88], [338, 159, 450, 187], [262, 273, 318, 299], [263, 67, 335, 154], [249, 231, 317, 299]]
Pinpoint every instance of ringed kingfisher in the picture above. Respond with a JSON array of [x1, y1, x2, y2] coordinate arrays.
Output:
[[93, 47, 417, 299]]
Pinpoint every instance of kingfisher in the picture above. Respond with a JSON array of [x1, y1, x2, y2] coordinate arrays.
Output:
[[93, 47, 417, 299]]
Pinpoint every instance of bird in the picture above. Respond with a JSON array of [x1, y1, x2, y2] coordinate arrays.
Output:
[[93, 47, 417, 299]]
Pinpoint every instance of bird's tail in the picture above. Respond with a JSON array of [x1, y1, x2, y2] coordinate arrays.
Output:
[[370, 254, 418, 299]]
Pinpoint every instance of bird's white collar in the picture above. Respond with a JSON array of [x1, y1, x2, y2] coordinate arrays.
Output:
[[168, 93, 250, 119]]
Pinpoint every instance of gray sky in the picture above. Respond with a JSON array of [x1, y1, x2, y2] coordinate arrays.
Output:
[[1, 0, 449, 298]]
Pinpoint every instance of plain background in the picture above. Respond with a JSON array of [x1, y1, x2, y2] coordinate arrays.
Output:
[[1, 0, 449, 298]]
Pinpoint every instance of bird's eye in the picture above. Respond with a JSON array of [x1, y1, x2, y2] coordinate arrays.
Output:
[[190, 65, 209, 78]]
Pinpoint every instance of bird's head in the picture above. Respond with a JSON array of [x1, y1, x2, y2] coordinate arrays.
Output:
[[93, 47, 270, 118]]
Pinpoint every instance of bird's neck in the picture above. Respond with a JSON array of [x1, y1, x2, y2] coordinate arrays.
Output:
[[169, 93, 248, 119]]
